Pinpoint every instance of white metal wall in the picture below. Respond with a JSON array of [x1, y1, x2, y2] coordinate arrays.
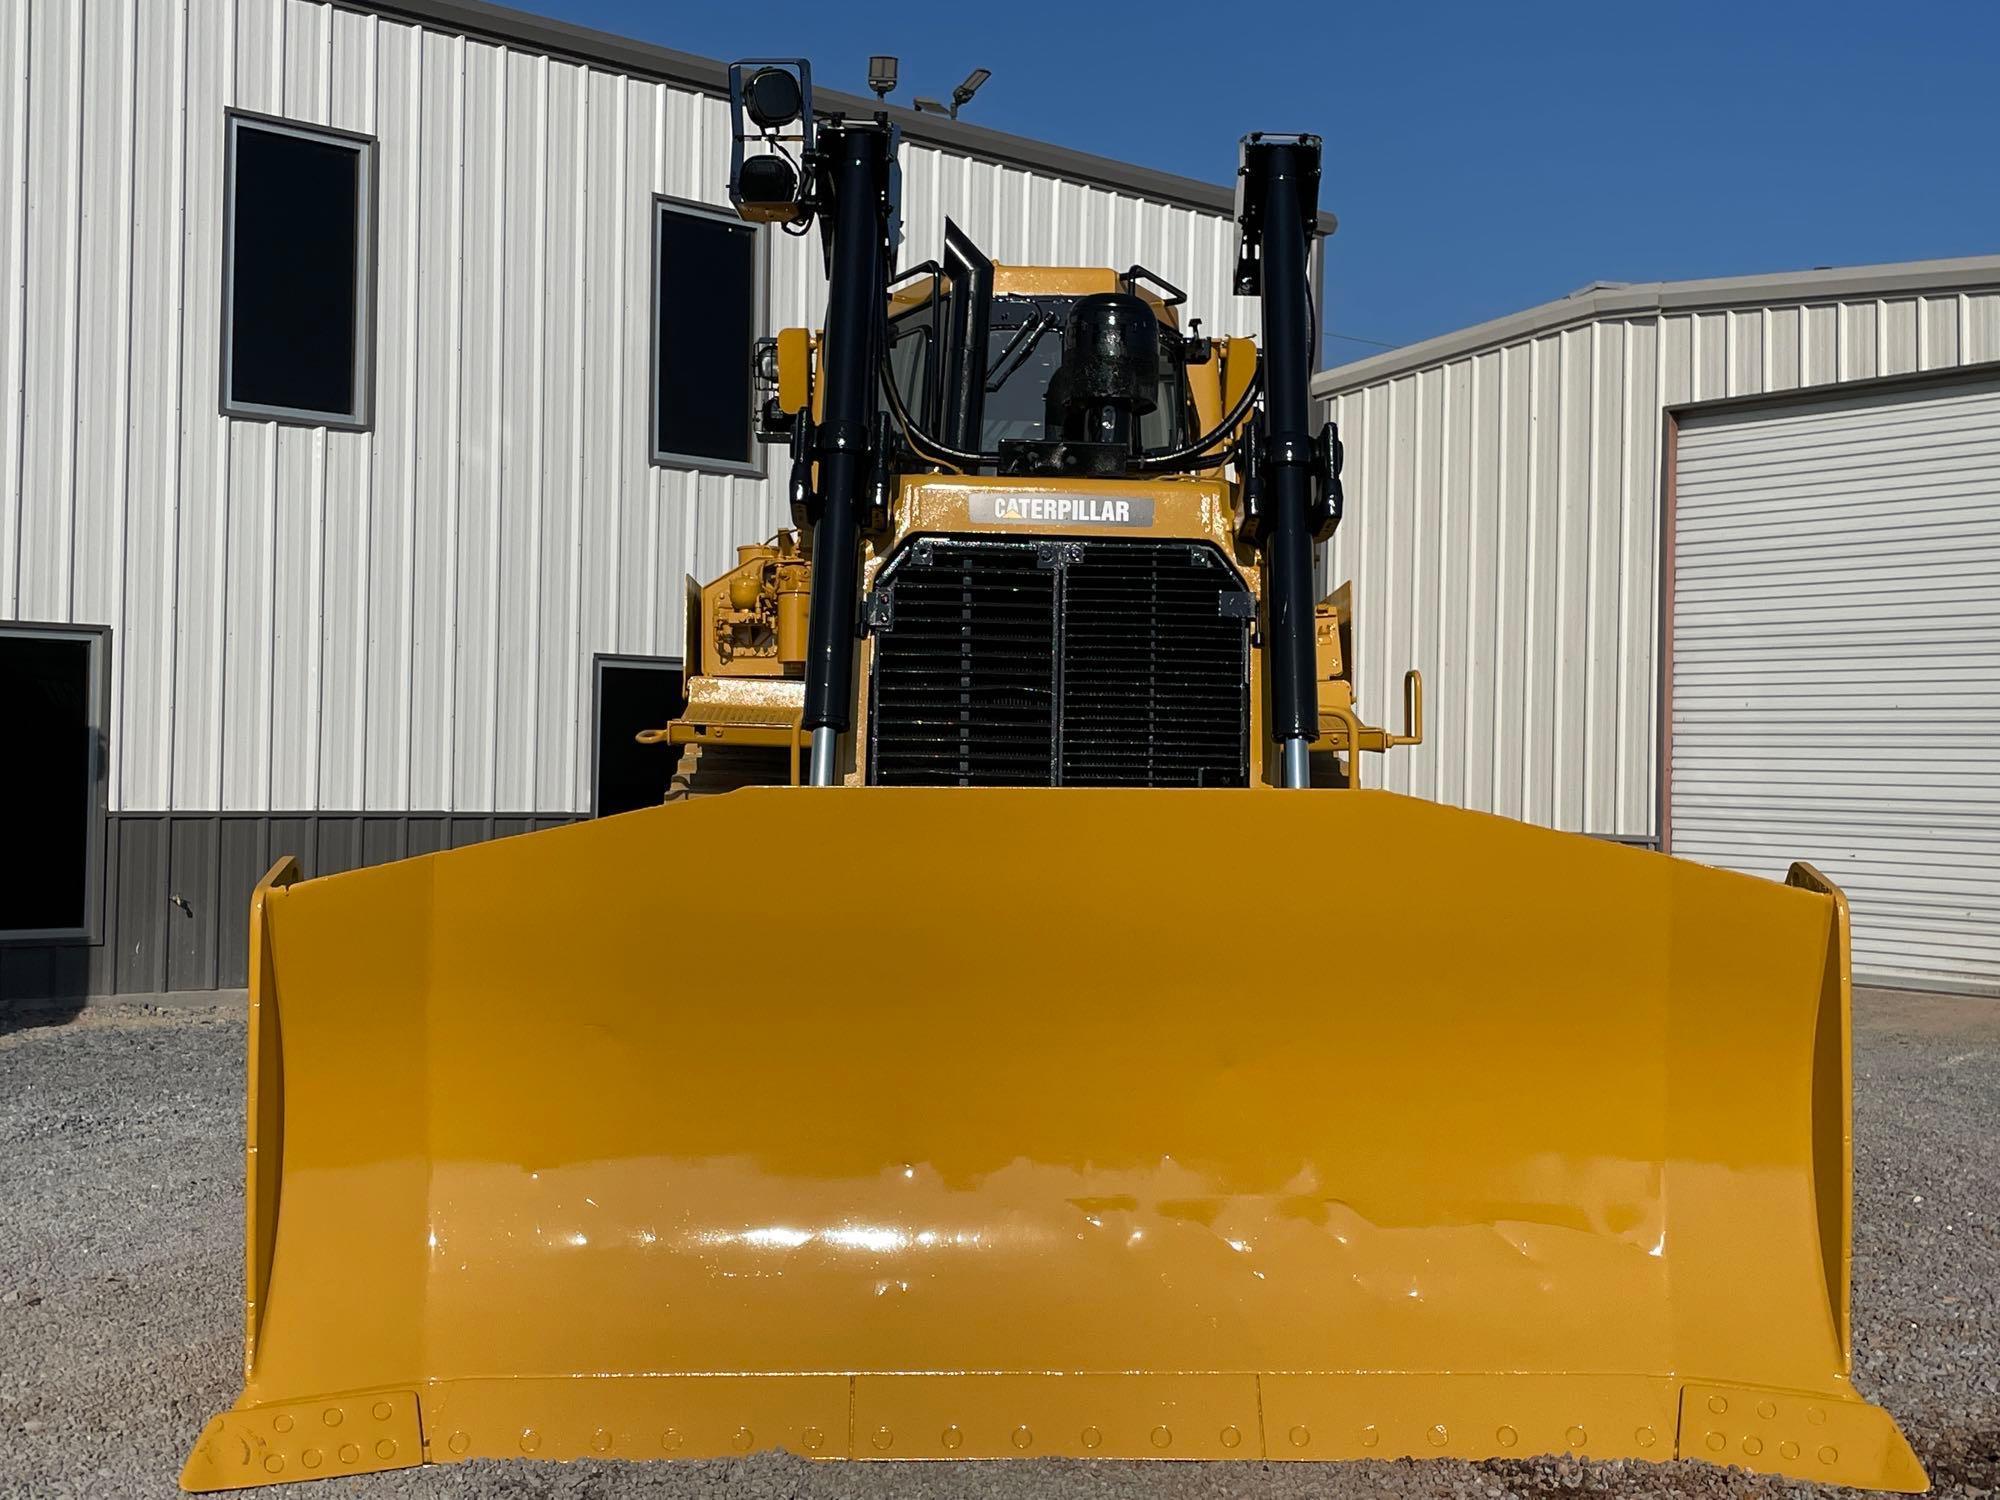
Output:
[[1318, 290, 2000, 838], [1672, 376, 2000, 994], [0, 0, 1255, 817]]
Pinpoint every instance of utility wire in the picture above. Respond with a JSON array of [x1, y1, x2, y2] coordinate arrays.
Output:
[[1323, 330, 1401, 350]]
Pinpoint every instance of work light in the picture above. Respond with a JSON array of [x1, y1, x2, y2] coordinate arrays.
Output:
[[743, 65, 803, 129], [726, 59, 814, 224]]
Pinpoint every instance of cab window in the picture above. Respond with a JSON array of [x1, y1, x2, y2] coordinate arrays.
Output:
[[977, 295, 1193, 454], [882, 299, 936, 429]]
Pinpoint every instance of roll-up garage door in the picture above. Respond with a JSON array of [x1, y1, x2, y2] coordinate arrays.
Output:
[[1670, 373, 2000, 995]]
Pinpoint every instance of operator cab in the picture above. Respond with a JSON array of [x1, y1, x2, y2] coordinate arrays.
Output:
[[880, 222, 1202, 479]]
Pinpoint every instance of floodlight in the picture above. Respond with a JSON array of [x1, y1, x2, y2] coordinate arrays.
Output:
[[952, 68, 991, 111]]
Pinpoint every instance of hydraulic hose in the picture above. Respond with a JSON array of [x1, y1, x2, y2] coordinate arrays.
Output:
[[1133, 370, 1263, 473]]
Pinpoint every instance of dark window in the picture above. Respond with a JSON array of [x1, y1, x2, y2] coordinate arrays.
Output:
[[981, 319, 1065, 447], [978, 295, 1194, 454], [883, 301, 936, 429], [652, 201, 758, 469], [593, 658, 687, 817], [223, 116, 373, 425], [0, 630, 101, 936], [1140, 327, 1194, 452]]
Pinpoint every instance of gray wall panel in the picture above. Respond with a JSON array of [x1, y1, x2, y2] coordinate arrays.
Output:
[[0, 946, 88, 1010], [318, 817, 364, 878], [449, 817, 492, 849], [363, 816, 406, 867], [2, 948, 50, 1005], [83, 821, 120, 998], [113, 817, 169, 996], [269, 818, 320, 880], [215, 819, 271, 991], [166, 818, 221, 992]]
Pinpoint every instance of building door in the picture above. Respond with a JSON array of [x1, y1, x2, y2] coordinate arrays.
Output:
[[1, 625, 106, 940], [593, 656, 687, 817], [1667, 372, 2000, 994]]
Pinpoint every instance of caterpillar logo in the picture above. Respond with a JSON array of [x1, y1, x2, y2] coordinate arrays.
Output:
[[971, 494, 1155, 528]]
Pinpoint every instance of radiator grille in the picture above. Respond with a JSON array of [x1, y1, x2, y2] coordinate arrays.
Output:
[[867, 537, 1250, 787]]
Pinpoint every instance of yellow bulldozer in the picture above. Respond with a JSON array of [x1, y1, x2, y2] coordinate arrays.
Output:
[[181, 60, 1925, 1493]]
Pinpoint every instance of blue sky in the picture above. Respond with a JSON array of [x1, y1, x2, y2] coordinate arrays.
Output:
[[529, 0, 1998, 365]]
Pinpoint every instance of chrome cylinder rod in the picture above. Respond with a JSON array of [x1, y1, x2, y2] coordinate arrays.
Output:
[[1282, 734, 1312, 790], [808, 726, 840, 788]]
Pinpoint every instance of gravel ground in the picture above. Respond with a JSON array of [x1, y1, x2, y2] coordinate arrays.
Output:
[[1, 989, 1994, 1499]]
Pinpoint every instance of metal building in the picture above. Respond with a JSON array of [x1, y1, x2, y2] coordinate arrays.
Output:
[[0, 0, 1306, 1000], [1315, 257, 2000, 994]]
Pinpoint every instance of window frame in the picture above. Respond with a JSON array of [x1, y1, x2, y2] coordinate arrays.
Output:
[[0, 621, 111, 946], [590, 653, 687, 819], [219, 109, 379, 431], [648, 194, 767, 478]]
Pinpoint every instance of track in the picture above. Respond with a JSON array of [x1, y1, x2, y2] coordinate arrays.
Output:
[[1, 990, 1994, 1498]]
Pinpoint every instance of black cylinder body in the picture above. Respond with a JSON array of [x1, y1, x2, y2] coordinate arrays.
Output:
[[1253, 141, 1319, 751], [802, 124, 888, 735], [1057, 292, 1159, 450]]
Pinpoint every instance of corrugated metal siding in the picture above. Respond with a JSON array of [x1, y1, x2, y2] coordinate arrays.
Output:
[[0, 0, 1253, 816], [1671, 376, 2000, 994], [1320, 293, 2000, 837]]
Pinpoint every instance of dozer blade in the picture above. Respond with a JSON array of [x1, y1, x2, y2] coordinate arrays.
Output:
[[181, 788, 1924, 1493]]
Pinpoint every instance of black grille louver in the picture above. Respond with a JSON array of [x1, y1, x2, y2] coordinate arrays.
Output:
[[867, 537, 1250, 787]]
